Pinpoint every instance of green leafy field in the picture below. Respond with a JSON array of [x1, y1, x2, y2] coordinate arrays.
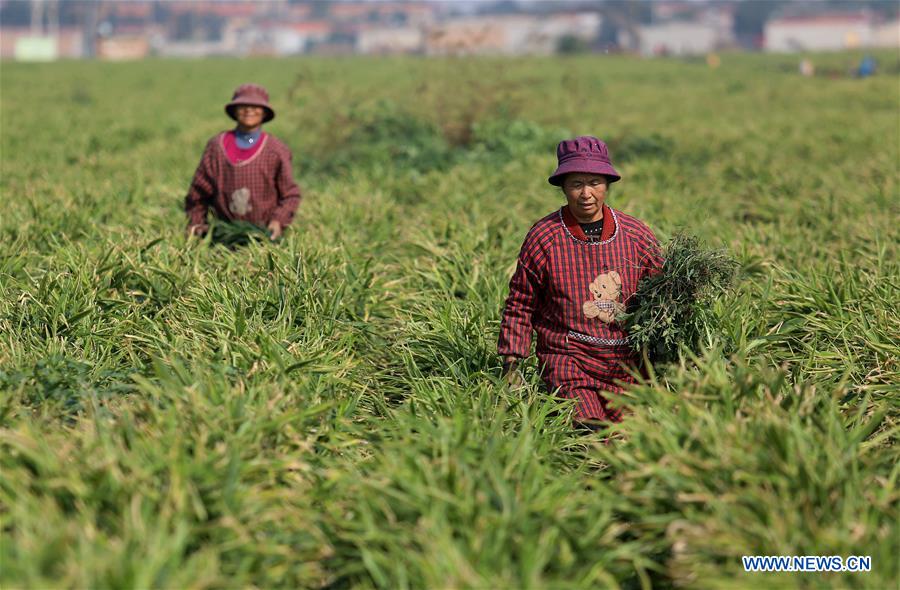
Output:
[[1, 53, 898, 589]]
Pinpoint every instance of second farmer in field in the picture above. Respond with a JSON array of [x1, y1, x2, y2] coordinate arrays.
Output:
[[499, 136, 662, 428], [185, 84, 301, 240]]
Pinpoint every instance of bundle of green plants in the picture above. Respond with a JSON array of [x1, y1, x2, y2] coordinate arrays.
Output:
[[208, 219, 272, 248], [620, 233, 739, 364]]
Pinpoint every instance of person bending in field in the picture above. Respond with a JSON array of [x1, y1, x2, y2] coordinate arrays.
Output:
[[185, 84, 300, 240], [499, 136, 663, 430]]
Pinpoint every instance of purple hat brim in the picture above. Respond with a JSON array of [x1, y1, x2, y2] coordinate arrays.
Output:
[[225, 101, 275, 123], [548, 159, 621, 186]]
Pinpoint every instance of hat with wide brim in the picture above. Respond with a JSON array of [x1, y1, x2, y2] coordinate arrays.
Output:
[[225, 83, 275, 123], [548, 136, 620, 186]]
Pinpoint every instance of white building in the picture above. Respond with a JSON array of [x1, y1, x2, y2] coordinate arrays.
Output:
[[533, 13, 603, 54], [764, 12, 875, 52], [0, 27, 85, 60], [632, 22, 718, 56], [268, 22, 332, 55]]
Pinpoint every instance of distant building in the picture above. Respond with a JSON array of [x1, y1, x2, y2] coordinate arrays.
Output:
[[306, 23, 358, 56], [357, 26, 423, 55], [872, 19, 900, 48], [155, 18, 240, 58], [262, 21, 331, 55], [534, 13, 604, 53], [628, 1, 734, 56], [764, 12, 875, 52], [166, 1, 262, 20], [632, 22, 718, 56], [7, 0, 891, 61], [652, 2, 699, 22], [330, 2, 434, 27], [426, 13, 600, 56], [426, 18, 506, 56], [0, 27, 85, 60], [286, 4, 313, 21], [107, 1, 153, 21], [97, 35, 150, 60], [703, 4, 737, 47], [154, 39, 228, 58]]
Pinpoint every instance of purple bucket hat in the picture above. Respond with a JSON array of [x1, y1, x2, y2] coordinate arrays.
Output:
[[548, 136, 621, 186], [225, 83, 275, 123]]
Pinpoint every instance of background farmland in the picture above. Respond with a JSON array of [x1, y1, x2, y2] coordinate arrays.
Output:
[[1, 53, 898, 589]]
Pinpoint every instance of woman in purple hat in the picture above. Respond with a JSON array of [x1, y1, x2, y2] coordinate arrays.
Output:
[[498, 136, 663, 428], [185, 83, 301, 241]]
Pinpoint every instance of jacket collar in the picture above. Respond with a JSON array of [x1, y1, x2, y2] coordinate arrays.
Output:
[[561, 203, 615, 242]]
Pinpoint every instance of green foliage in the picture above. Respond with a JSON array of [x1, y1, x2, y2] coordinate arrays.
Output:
[[300, 100, 570, 178], [622, 233, 739, 364], [611, 132, 675, 163], [302, 100, 455, 177], [557, 35, 590, 55], [0, 354, 134, 413], [208, 219, 272, 248], [468, 118, 572, 161], [1, 53, 898, 589], [595, 355, 898, 589]]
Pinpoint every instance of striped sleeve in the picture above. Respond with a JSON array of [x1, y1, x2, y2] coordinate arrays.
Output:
[[498, 226, 549, 358], [270, 142, 302, 227], [636, 223, 664, 279], [184, 139, 216, 229]]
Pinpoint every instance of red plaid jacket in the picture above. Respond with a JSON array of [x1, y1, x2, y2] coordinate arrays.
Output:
[[498, 204, 663, 421], [185, 131, 301, 231]]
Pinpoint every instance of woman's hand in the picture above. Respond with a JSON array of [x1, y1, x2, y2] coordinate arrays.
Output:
[[187, 224, 208, 238], [267, 220, 283, 240], [502, 355, 525, 389]]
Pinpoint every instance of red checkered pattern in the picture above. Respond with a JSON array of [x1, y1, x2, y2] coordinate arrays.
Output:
[[185, 131, 301, 230], [498, 204, 663, 422]]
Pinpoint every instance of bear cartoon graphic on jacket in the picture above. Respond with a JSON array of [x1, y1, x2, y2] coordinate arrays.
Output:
[[582, 270, 624, 323]]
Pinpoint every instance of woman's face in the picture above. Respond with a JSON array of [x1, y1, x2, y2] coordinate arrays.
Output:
[[234, 104, 265, 131], [562, 173, 609, 223]]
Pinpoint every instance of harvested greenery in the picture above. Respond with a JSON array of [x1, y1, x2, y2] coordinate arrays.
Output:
[[621, 233, 739, 364], [209, 219, 272, 248]]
